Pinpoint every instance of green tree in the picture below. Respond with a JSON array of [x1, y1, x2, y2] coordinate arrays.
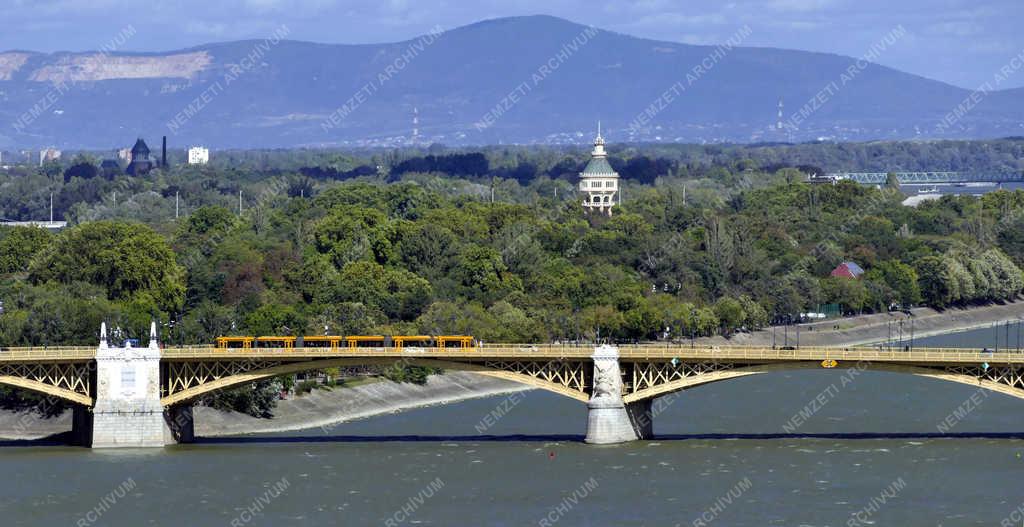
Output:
[[28, 221, 185, 312], [870, 260, 922, 307], [997, 214, 1024, 267], [0, 282, 118, 346], [396, 222, 460, 279], [487, 301, 545, 342], [332, 261, 432, 320], [821, 277, 869, 314], [180, 301, 237, 343], [738, 295, 768, 329], [693, 307, 720, 337], [526, 258, 585, 310], [623, 297, 662, 340], [915, 255, 954, 307], [778, 168, 804, 186], [314, 205, 394, 267], [185, 205, 237, 235], [713, 296, 745, 335], [982, 248, 1024, 299], [416, 301, 498, 338], [578, 305, 624, 341], [0, 226, 52, 273], [244, 303, 305, 336], [943, 254, 975, 303], [453, 245, 523, 303]]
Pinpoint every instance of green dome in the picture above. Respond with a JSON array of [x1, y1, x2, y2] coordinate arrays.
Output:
[[581, 156, 616, 176]]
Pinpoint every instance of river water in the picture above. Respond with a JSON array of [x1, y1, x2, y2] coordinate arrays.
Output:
[[900, 181, 1024, 197], [4, 326, 1024, 526]]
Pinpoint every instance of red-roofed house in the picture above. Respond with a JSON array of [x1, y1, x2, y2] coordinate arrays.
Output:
[[830, 261, 865, 279]]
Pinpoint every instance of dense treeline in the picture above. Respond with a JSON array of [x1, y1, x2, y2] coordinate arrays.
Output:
[[0, 172, 1022, 348], [391, 153, 489, 178], [4, 138, 1024, 224]]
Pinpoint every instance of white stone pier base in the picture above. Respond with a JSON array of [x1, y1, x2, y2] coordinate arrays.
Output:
[[586, 400, 642, 444], [584, 345, 653, 444], [89, 322, 166, 448]]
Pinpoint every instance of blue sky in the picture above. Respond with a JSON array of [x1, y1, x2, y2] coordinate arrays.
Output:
[[3, 0, 1022, 89]]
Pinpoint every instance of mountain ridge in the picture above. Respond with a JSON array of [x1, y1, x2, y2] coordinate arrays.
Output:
[[1, 15, 1021, 149]]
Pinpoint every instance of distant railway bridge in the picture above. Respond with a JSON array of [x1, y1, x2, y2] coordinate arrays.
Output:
[[826, 172, 1024, 185]]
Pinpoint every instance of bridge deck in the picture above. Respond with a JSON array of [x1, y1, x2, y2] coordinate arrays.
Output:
[[2, 345, 1022, 364], [115, 345, 1024, 365]]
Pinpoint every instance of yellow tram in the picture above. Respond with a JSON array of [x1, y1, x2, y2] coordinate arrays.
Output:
[[214, 335, 476, 351]]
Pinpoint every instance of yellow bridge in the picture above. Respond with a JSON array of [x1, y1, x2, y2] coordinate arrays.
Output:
[[3, 339, 1023, 447], [4, 344, 1023, 407]]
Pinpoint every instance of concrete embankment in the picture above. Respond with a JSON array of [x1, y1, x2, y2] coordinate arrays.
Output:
[[696, 299, 1024, 348], [0, 408, 71, 441], [193, 371, 528, 437], [0, 371, 528, 441]]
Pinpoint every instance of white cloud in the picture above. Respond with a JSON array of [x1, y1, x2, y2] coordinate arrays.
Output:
[[766, 0, 838, 12], [926, 21, 983, 37], [185, 21, 229, 37]]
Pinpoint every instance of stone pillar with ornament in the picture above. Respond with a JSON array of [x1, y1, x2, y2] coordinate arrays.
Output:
[[584, 344, 652, 444], [87, 322, 166, 448]]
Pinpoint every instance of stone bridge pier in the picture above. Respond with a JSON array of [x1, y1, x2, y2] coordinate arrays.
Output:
[[164, 405, 195, 444], [585, 345, 652, 444], [72, 323, 193, 448]]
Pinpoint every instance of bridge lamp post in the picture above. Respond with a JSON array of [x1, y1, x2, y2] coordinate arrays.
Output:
[[175, 312, 185, 346], [1017, 318, 1022, 353], [690, 308, 696, 350], [1017, 318, 1021, 353], [572, 308, 581, 344], [160, 319, 169, 348]]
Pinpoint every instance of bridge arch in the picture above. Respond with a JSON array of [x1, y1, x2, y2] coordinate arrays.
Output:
[[622, 361, 1024, 404], [0, 376, 93, 406], [161, 358, 590, 407]]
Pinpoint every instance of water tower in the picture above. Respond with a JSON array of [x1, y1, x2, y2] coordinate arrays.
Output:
[[578, 123, 619, 216]]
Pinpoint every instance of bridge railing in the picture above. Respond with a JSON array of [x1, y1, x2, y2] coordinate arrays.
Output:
[[159, 345, 599, 358], [0, 346, 97, 351], [155, 344, 1024, 363], [3, 343, 1023, 364], [0, 347, 96, 361], [617, 344, 1024, 363]]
